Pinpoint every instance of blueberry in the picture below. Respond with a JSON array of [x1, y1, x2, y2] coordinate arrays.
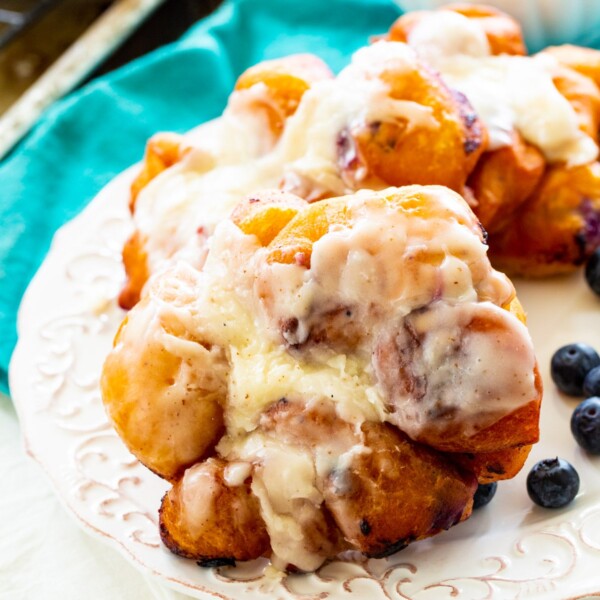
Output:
[[585, 247, 600, 297], [197, 557, 235, 568], [571, 397, 600, 454], [526, 458, 580, 508], [473, 482, 497, 509], [583, 366, 600, 398], [551, 343, 600, 396]]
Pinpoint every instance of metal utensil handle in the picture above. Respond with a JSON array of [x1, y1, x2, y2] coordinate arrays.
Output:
[[0, 0, 165, 161]]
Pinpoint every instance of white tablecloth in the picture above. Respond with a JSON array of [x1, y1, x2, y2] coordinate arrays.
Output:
[[0, 392, 188, 600]]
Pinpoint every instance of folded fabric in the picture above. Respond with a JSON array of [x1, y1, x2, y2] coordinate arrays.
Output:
[[0, 0, 400, 395]]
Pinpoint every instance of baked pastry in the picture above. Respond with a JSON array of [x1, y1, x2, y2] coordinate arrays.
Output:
[[118, 40, 486, 308], [102, 185, 542, 571], [119, 54, 334, 308], [387, 3, 527, 57], [118, 4, 600, 302], [488, 162, 600, 275], [386, 5, 600, 275]]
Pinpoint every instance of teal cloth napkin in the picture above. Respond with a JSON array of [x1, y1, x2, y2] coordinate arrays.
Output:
[[0, 0, 401, 394]]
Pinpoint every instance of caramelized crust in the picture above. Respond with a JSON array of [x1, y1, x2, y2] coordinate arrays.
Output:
[[323, 422, 477, 557], [423, 397, 541, 454], [489, 162, 600, 276], [454, 444, 533, 484], [468, 132, 545, 234], [352, 61, 487, 192]]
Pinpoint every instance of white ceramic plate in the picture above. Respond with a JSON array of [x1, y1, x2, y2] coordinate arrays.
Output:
[[9, 160, 600, 599]]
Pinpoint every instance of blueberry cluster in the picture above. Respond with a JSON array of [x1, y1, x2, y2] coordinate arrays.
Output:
[[520, 340, 600, 511], [551, 343, 600, 455]]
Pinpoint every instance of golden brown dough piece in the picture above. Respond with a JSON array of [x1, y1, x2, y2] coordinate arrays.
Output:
[[257, 187, 541, 450], [383, 5, 600, 276], [117, 230, 150, 311], [443, 4, 527, 55], [489, 162, 600, 276], [372, 304, 543, 454], [129, 133, 190, 213], [235, 54, 333, 133], [160, 458, 270, 563], [259, 399, 476, 559], [551, 64, 600, 143], [349, 51, 487, 192], [118, 55, 332, 310], [467, 132, 545, 234], [119, 43, 487, 310], [230, 189, 308, 246], [387, 3, 527, 56], [102, 267, 228, 481], [323, 422, 477, 558], [463, 53, 600, 275], [128, 54, 332, 212], [121, 131, 184, 308], [541, 44, 600, 89]]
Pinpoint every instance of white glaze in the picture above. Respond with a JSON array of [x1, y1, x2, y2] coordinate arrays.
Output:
[[180, 463, 220, 531], [131, 42, 447, 283], [256, 187, 515, 348], [408, 11, 598, 164], [377, 300, 536, 438], [223, 461, 252, 487], [226, 434, 329, 572], [408, 10, 491, 63]]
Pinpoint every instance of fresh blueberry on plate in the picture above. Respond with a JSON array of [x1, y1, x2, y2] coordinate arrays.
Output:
[[551, 343, 600, 396], [526, 457, 580, 508], [583, 366, 600, 398], [585, 248, 600, 297], [473, 482, 497, 509], [571, 397, 600, 454]]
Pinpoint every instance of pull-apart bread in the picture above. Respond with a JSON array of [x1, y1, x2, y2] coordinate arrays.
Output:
[[102, 186, 542, 571], [118, 40, 487, 309], [118, 4, 600, 311]]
